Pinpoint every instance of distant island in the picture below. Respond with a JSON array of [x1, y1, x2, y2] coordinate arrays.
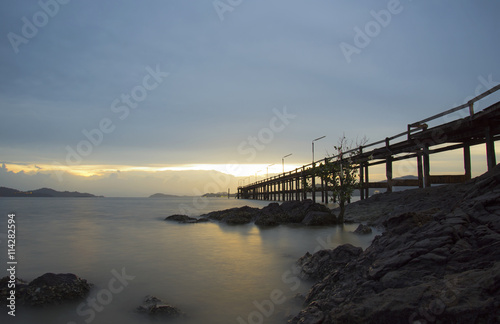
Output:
[[149, 193, 180, 198], [0, 187, 103, 198]]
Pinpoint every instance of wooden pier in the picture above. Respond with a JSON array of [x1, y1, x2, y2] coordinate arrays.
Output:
[[237, 85, 500, 202]]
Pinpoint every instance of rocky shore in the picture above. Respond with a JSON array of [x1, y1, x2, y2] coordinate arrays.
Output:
[[166, 199, 337, 226], [289, 165, 500, 323]]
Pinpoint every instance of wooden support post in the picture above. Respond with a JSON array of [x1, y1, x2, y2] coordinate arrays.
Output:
[[295, 177, 299, 200], [417, 151, 424, 188], [288, 179, 291, 201], [386, 158, 393, 193], [485, 126, 497, 171], [385, 138, 393, 193], [423, 145, 431, 188], [364, 164, 369, 198], [287, 179, 291, 201], [464, 142, 471, 180], [312, 163, 316, 203], [360, 162, 365, 200], [302, 167, 307, 201], [321, 176, 325, 203]]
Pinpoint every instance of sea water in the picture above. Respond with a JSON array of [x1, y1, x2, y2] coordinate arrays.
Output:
[[0, 197, 379, 324]]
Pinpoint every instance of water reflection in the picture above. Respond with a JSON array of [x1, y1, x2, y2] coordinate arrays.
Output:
[[0, 197, 379, 324]]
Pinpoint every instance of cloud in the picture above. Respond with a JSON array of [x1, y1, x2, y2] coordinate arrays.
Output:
[[0, 164, 241, 197], [1, 1, 499, 194]]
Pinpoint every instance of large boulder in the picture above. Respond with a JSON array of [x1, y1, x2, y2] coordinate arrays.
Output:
[[255, 203, 287, 226], [254, 200, 336, 226], [301, 211, 337, 226], [202, 206, 261, 225], [280, 200, 331, 223], [199, 200, 336, 226]]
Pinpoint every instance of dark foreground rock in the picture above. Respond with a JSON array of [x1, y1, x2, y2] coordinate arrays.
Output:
[[289, 165, 500, 324], [0, 273, 91, 306], [199, 200, 336, 226], [353, 223, 372, 234], [137, 295, 185, 319]]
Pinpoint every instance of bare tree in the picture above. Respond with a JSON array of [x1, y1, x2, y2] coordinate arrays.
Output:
[[319, 135, 367, 223]]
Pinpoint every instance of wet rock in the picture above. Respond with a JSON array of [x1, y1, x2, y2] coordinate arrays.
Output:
[[280, 199, 331, 224], [25, 273, 91, 306], [199, 200, 337, 226], [202, 206, 260, 225], [255, 203, 287, 226], [0, 273, 91, 306], [137, 295, 185, 318], [297, 244, 363, 281], [301, 211, 336, 226], [353, 223, 372, 234]]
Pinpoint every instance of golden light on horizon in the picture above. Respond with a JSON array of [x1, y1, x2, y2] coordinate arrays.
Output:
[[2, 162, 305, 178]]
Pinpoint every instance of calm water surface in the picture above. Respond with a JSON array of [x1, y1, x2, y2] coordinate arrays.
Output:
[[0, 197, 379, 324]]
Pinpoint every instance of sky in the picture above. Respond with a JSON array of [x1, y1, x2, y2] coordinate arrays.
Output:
[[1, 0, 500, 197]]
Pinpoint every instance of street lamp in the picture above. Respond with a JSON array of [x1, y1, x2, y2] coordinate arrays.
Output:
[[312, 136, 326, 165], [267, 164, 275, 179], [255, 170, 262, 182], [282, 153, 292, 173]]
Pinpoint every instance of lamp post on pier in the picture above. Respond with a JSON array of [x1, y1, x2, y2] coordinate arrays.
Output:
[[311, 136, 326, 202], [255, 170, 261, 183], [267, 164, 274, 179], [312, 136, 326, 165], [282, 153, 292, 174]]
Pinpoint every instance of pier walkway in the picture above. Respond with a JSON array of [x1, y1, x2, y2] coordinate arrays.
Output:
[[237, 85, 500, 202]]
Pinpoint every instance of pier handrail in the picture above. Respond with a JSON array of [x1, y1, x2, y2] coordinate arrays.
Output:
[[240, 85, 500, 189]]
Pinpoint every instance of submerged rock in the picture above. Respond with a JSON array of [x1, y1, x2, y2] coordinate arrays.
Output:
[[165, 214, 209, 223], [137, 295, 185, 318]]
